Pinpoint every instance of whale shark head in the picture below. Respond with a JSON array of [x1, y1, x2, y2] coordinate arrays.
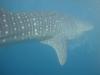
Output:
[[75, 20, 93, 34], [60, 18, 94, 40], [41, 16, 93, 65]]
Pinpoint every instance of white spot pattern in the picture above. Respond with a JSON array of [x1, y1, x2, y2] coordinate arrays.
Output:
[[0, 10, 63, 44]]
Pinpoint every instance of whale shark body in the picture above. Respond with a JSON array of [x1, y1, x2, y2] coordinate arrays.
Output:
[[0, 9, 93, 65]]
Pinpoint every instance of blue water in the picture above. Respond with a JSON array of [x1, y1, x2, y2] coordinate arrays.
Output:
[[0, 0, 100, 75]]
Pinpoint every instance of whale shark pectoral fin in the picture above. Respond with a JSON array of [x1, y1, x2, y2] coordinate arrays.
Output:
[[41, 36, 67, 65]]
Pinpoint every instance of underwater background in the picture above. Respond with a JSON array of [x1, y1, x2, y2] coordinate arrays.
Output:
[[0, 0, 100, 75]]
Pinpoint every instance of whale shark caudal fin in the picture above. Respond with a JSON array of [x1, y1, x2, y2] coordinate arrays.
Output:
[[41, 35, 67, 65]]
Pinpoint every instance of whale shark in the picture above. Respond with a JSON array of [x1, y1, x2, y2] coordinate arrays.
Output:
[[0, 9, 93, 65]]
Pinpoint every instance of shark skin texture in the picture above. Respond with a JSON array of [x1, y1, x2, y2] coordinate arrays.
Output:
[[0, 9, 93, 65]]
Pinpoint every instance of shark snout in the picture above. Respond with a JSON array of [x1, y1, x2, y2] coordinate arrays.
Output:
[[83, 23, 94, 32], [75, 20, 94, 32]]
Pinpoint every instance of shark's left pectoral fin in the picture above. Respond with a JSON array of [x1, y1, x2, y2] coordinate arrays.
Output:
[[41, 36, 67, 65]]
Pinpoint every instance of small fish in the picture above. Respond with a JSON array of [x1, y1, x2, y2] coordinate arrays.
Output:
[[0, 9, 93, 65]]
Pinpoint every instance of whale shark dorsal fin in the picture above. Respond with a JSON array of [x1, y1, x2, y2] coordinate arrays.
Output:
[[41, 35, 67, 65]]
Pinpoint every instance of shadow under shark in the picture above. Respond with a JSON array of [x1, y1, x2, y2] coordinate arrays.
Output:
[[0, 9, 93, 65]]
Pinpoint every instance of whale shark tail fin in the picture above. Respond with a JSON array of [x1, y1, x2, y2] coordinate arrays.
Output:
[[41, 35, 67, 65]]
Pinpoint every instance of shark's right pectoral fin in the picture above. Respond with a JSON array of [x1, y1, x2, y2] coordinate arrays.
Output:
[[41, 36, 67, 65]]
